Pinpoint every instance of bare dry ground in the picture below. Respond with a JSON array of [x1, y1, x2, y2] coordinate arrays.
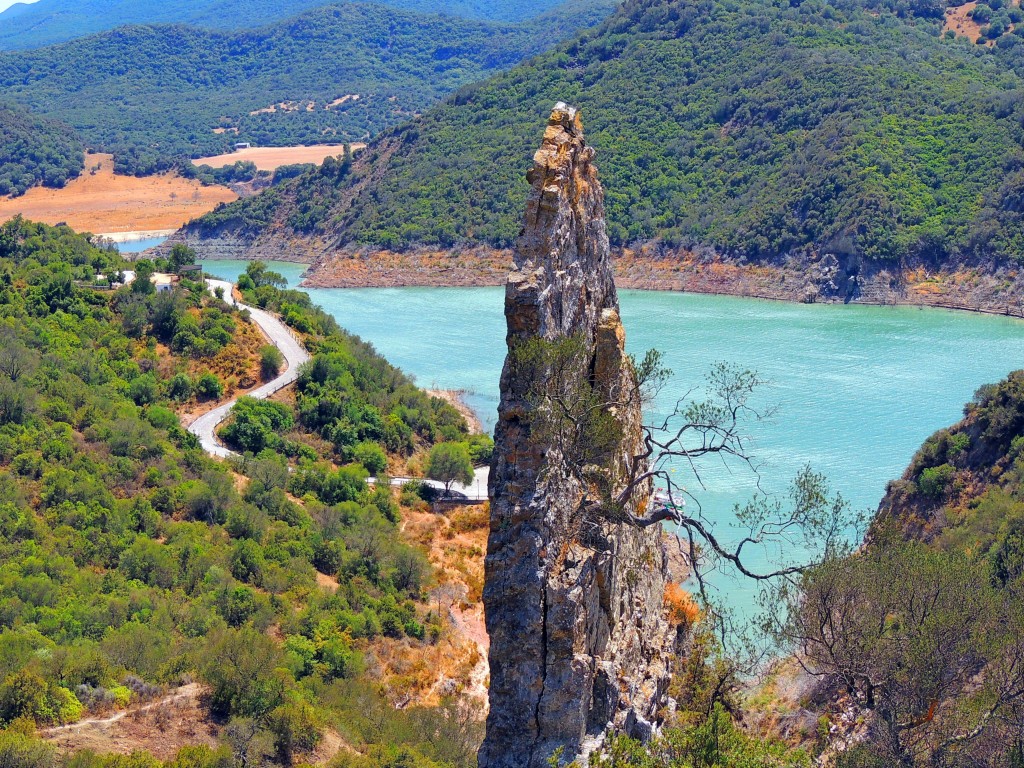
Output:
[[0, 153, 237, 235], [194, 144, 367, 171], [944, 0, 1018, 44], [384, 504, 491, 707], [40, 684, 220, 761]]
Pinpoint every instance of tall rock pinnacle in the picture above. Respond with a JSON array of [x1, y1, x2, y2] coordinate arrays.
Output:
[[480, 104, 676, 768]]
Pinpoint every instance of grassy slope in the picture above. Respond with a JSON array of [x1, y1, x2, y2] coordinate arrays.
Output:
[[194, 0, 1024, 266]]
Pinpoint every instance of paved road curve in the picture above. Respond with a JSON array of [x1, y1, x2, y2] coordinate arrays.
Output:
[[372, 466, 490, 503], [188, 279, 311, 457], [191, 279, 489, 503]]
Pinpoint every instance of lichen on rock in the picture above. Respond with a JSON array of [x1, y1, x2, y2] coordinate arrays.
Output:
[[480, 103, 676, 768]]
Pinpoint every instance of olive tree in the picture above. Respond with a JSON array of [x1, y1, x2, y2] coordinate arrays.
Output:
[[770, 541, 1024, 766]]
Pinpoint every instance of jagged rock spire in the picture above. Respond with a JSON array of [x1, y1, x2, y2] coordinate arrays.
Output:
[[480, 104, 676, 768]]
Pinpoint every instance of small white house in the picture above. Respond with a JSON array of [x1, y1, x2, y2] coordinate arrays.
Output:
[[234, 142, 252, 150], [151, 273, 177, 293]]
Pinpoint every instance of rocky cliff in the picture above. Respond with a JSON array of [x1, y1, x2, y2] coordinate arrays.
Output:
[[480, 103, 676, 768]]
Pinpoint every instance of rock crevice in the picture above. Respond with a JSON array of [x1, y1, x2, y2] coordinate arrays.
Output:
[[480, 104, 676, 768]]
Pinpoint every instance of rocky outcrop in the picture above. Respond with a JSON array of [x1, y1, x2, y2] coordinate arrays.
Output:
[[481, 104, 676, 768]]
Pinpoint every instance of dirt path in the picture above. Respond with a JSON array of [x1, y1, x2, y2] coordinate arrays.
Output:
[[40, 683, 219, 761], [41, 684, 204, 734]]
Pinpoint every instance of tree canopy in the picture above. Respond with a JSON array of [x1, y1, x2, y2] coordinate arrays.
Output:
[[0, 104, 83, 196]]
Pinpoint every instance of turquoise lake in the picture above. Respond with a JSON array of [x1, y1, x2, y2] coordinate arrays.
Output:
[[201, 259, 1024, 613], [116, 237, 169, 253]]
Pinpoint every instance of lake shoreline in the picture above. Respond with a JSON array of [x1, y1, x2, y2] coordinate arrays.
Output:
[[193, 244, 1024, 319], [426, 389, 484, 434], [299, 248, 1024, 320]]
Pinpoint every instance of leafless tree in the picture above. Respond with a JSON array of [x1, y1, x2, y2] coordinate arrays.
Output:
[[512, 335, 855, 599]]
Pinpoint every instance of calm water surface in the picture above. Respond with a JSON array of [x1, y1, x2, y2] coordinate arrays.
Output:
[[116, 236, 168, 253], [202, 259, 1024, 613]]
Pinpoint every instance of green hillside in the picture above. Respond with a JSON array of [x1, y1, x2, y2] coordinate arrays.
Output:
[[0, 104, 82, 197], [0, 217, 500, 766], [0, 0, 605, 50], [194, 0, 1024, 266], [0, 1, 615, 176]]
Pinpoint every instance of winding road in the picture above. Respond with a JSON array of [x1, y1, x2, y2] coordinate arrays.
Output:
[[187, 279, 311, 457], [190, 279, 488, 502]]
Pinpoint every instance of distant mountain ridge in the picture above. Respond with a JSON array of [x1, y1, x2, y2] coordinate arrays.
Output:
[[181, 0, 1024, 275], [0, 0, 616, 175], [0, 0, 596, 49]]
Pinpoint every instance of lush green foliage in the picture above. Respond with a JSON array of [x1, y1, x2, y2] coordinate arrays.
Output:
[[0, 1, 615, 176], [0, 0, 610, 51], [0, 221, 478, 766], [0, 104, 82, 196], [208, 0, 1024, 264]]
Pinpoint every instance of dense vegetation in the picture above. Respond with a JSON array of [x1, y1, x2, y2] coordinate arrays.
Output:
[[199, 0, 1024, 265], [0, 105, 83, 197], [0, 219, 516, 767], [0, 0, 610, 50], [0, 0, 616, 176]]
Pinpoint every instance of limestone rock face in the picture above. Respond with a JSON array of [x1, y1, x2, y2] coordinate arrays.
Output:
[[480, 104, 675, 768]]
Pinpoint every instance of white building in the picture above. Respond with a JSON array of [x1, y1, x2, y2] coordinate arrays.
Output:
[[151, 273, 177, 293]]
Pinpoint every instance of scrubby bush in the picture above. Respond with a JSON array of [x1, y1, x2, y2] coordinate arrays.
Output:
[[219, 397, 293, 453], [195, 372, 224, 400], [352, 441, 388, 475], [167, 373, 193, 402], [259, 345, 284, 381]]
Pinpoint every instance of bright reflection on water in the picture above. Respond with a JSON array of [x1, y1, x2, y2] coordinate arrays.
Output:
[[202, 259, 1024, 615]]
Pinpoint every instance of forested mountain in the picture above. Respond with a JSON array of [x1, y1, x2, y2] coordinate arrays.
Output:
[[0, 104, 82, 197], [0, 0, 608, 50], [191, 0, 1024, 268], [0, 0, 616, 176]]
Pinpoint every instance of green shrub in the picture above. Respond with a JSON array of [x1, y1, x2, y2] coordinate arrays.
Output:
[[129, 373, 160, 406], [259, 345, 284, 382], [0, 730, 57, 768], [219, 397, 293, 453], [919, 463, 955, 498], [167, 373, 193, 402], [352, 441, 388, 475], [195, 372, 224, 400]]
